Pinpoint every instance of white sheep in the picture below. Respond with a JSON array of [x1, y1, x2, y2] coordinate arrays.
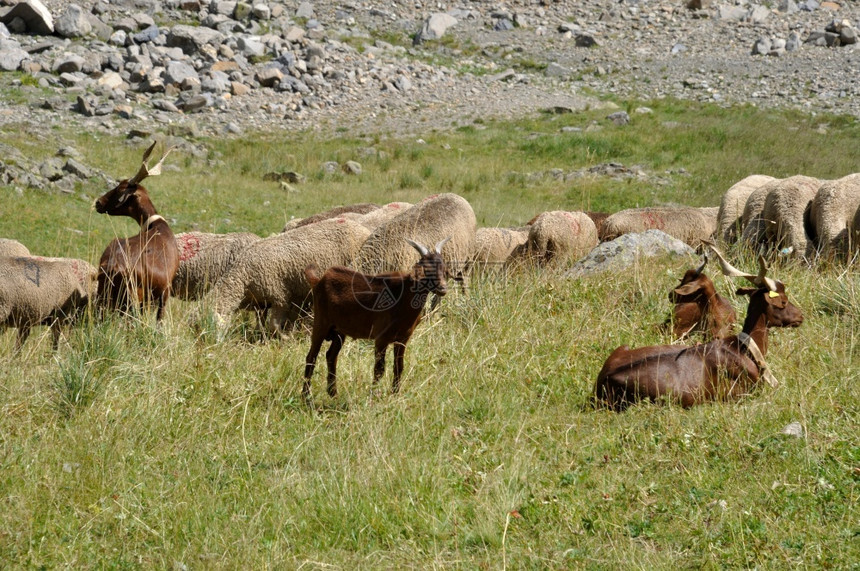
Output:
[[716, 175, 777, 243], [471, 227, 529, 265], [742, 175, 822, 258], [600, 206, 718, 248], [201, 217, 372, 333], [172, 232, 261, 301], [282, 202, 380, 232], [0, 238, 30, 258], [808, 173, 860, 260], [355, 193, 476, 276], [0, 256, 97, 349], [508, 211, 598, 269]]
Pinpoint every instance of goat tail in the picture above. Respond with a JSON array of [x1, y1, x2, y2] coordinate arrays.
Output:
[[304, 263, 321, 287]]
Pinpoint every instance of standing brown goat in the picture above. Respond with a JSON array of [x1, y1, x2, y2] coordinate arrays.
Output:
[[94, 142, 179, 320], [596, 245, 803, 410], [664, 252, 736, 340], [302, 237, 450, 402]]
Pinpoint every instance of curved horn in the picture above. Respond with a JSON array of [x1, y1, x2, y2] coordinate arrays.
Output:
[[434, 236, 452, 254], [405, 238, 429, 256], [705, 240, 779, 290], [694, 251, 708, 275], [129, 141, 175, 185]]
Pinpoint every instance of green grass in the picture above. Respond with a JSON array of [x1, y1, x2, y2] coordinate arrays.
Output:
[[0, 100, 858, 567]]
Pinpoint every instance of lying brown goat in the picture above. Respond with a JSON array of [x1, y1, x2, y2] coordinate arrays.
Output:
[[596, 244, 803, 410], [94, 142, 179, 321], [664, 252, 736, 340], [302, 237, 450, 402]]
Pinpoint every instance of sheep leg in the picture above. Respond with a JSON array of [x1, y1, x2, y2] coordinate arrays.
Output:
[[155, 288, 168, 321], [325, 332, 345, 398], [373, 343, 387, 385], [15, 325, 31, 352], [50, 320, 62, 350], [392, 342, 406, 393]]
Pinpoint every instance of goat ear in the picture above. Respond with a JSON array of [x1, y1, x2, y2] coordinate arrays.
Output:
[[673, 282, 701, 297], [765, 289, 787, 308]]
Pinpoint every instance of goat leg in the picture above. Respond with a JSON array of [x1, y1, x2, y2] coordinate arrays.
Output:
[[392, 342, 406, 393], [325, 333, 345, 398], [373, 344, 387, 385], [303, 337, 324, 402]]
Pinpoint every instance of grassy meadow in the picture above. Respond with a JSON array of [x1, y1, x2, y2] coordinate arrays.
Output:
[[0, 100, 858, 568]]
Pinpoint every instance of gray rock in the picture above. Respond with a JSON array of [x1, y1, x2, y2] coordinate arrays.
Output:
[[0, 41, 27, 71], [0, 0, 53, 35], [752, 37, 772, 56], [414, 13, 457, 44], [63, 158, 94, 179], [237, 36, 265, 57], [564, 230, 694, 278], [719, 6, 747, 21], [343, 160, 362, 175], [255, 66, 283, 87], [607, 111, 630, 125], [133, 25, 160, 44], [778, 0, 799, 14], [178, 93, 212, 112], [54, 54, 86, 74], [575, 33, 598, 48], [252, 4, 270, 20], [781, 421, 804, 437], [296, 1, 314, 19], [545, 62, 570, 78], [494, 18, 514, 32], [166, 25, 224, 55], [746, 5, 771, 25], [164, 61, 199, 86], [770, 38, 787, 56], [841, 26, 857, 45], [39, 158, 65, 181], [786, 31, 802, 51], [394, 75, 412, 92], [54, 4, 92, 38]]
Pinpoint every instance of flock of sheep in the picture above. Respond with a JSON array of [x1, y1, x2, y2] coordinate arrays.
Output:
[[1, 144, 857, 406]]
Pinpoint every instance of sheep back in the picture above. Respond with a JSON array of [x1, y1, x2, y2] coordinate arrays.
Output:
[[356, 202, 413, 231], [282, 202, 380, 232], [716, 174, 777, 243], [173, 232, 261, 300], [355, 193, 476, 274], [601, 206, 716, 247], [508, 211, 598, 268], [205, 218, 372, 327], [760, 175, 822, 258], [809, 173, 860, 259], [0, 239, 30, 258], [740, 177, 786, 249], [471, 227, 529, 265]]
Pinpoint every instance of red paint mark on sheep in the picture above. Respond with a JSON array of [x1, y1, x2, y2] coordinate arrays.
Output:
[[642, 212, 665, 230], [178, 234, 202, 261]]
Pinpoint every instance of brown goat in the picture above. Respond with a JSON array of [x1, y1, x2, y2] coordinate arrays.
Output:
[[302, 237, 450, 402], [596, 245, 803, 410], [94, 142, 179, 321], [664, 252, 737, 340]]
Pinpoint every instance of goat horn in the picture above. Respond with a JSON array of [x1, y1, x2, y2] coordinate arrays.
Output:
[[129, 141, 175, 185], [405, 239, 429, 256], [435, 236, 452, 254], [705, 240, 779, 291], [695, 250, 708, 275]]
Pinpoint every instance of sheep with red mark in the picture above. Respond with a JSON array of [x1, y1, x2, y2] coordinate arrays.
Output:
[[716, 174, 777, 243], [0, 255, 97, 350], [355, 202, 413, 231], [663, 252, 736, 340], [94, 141, 179, 320], [282, 202, 380, 232], [600, 206, 718, 248], [172, 231, 261, 301], [595, 243, 803, 410], [302, 238, 450, 402]]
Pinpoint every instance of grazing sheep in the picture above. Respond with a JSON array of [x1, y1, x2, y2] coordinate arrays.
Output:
[[600, 206, 718, 248], [172, 232, 261, 301], [808, 173, 860, 260], [0, 256, 97, 349], [355, 202, 413, 231], [282, 203, 379, 232], [509, 211, 598, 269], [760, 175, 822, 259], [739, 176, 820, 254], [355, 193, 476, 276], [470, 227, 529, 267], [201, 217, 372, 332], [0, 239, 30, 258], [716, 175, 777, 243]]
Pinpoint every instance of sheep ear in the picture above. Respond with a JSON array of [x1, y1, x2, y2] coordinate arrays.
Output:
[[435, 236, 452, 254], [405, 239, 429, 256]]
